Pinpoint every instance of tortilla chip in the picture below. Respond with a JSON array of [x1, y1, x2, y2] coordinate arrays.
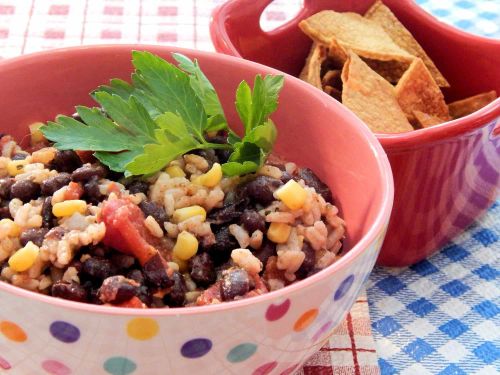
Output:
[[448, 90, 497, 119], [299, 43, 328, 89], [299, 10, 414, 63], [362, 57, 411, 83], [365, 0, 449, 87], [395, 58, 450, 124], [341, 52, 413, 133], [413, 110, 445, 128]]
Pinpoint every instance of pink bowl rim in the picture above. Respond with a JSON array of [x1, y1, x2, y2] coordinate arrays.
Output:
[[210, 0, 500, 152], [0, 44, 394, 316]]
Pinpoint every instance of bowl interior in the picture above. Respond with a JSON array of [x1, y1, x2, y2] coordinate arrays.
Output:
[[216, 0, 500, 102], [0, 45, 390, 263]]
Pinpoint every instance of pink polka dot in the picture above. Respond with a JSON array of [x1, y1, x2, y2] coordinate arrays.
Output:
[[312, 321, 334, 343], [0, 355, 11, 370], [252, 361, 278, 375], [42, 360, 71, 375], [265, 299, 290, 322], [280, 363, 299, 375]]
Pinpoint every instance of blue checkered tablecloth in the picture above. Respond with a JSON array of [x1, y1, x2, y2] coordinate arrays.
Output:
[[367, 5, 500, 375]]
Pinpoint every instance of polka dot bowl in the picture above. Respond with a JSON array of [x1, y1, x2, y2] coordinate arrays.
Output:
[[0, 45, 393, 375]]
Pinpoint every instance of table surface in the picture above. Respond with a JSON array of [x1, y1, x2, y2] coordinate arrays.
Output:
[[0, 1, 499, 375]]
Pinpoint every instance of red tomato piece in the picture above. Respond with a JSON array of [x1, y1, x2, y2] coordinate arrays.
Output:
[[99, 198, 157, 265], [64, 182, 84, 200]]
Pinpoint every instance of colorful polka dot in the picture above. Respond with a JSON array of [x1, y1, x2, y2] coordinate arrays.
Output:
[[0, 320, 27, 342], [280, 364, 300, 375], [0, 355, 11, 370], [252, 361, 278, 375], [50, 321, 80, 343], [41, 360, 71, 375], [293, 308, 319, 332], [334, 274, 355, 301], [180, 338, 212, 358], [227, 343, 257, 363], [265, 299, 291, 321], [312, 321, 334, 343], [103, 357, 137, 375], [126, 318, 159, 341]]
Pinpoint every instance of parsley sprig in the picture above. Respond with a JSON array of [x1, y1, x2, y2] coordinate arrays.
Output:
[[41, 51, 284, 177]]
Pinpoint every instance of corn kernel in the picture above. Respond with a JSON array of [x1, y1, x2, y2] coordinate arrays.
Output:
[[52, 200, 87, 217], [173, 231, 198, 260], [173, 205, 206, 223], [193, 163, 222, 188], [29, 122, 46, 144], [0, 219, 21, 237], [274, 179, 308, 210], [165, 165, 186, 178], [267, 222, 292, 244], [8, 241, 40, 272], [172, 256, 189, 273], [7, 159, 28, 176]]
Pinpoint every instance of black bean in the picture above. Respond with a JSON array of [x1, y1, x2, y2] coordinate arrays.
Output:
[[192, 149, 218, 167], [295, 242, 316, 279], [203, 226, 239, 265], [51, 150, 82, 173], [40, 173, 71, 196], [88, 245, 111, 258], [19, 228, 48, 247], [142, 253, 173, 289], [83, 176, 105, 205], [69, 259, 83, 273], [190, 252, 216, 286], [240, 210, 266, 233], [297, 168, 333, 203], [0, 178, 14, 199], [0, 204, 11, 219], [127, 269, 145, 284], [245, 176, 283, 206], [82, 257, 116, 281], [41, 197, 55, 229], [110, 252, 136, 270], [10, 179, 40, 202], [98, 275, 139, 304], [220, 268, 250, 301], [164, 272, 187, 307], [252, 240, 276, 266], [208, 203, 243, 225], [51, 281, 87, 302], [205, 132, 228, 144], [126, 180, 149, 195], [280, 171, 294, 183], [11, 153, 28, 160], [139, 200, 167, 226], [71, 164, 107, 182]]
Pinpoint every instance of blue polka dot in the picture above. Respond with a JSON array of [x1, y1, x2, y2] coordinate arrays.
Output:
[[49, 321, 80, 343], [334, 275, 355, 301], [479, 12, 497, 20], [433, 9, 450, 17], [227, 343, 257, 363], [455, 19, 473, 30], [181, 338, 212, 358], [456, 1, 474, 9], [103, 357, 137, 375]]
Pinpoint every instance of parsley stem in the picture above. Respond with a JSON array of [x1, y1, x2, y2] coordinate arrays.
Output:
[[199, 142, 233, 150]]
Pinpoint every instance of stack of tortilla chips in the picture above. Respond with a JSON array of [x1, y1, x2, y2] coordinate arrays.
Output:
[[299, 0, 497, 133]]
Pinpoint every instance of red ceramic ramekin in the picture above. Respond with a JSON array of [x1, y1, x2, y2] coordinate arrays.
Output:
[[210, 0, 500, 266]]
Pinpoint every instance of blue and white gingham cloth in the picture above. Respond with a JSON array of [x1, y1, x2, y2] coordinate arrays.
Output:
[[367, 5, 499, 375]]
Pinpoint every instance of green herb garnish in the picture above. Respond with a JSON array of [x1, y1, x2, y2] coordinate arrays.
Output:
[[41, 51, 284, 177]]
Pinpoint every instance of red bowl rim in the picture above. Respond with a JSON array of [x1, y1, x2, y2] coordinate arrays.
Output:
[[210, 0, 500, 152], [0, 44, 394, 316]]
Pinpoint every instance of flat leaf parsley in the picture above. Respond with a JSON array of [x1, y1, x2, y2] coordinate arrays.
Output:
[[41, 51, 284, 177]]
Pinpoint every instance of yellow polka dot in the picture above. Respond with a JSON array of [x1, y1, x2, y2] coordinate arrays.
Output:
[[293, 309, 319, 332], [0, 321, 27, 342], [126, 318, 159, 340]]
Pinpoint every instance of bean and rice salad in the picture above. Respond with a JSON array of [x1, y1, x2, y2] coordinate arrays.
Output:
[[0, 126, 345, 308]]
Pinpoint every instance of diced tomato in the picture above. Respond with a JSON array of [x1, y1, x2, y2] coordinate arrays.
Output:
[[64, 182, 84, 200], [99, 198, 157, 265], [196, 281, 222, 306], [75, 150, 96, 164], [109, 296, 146, 308]]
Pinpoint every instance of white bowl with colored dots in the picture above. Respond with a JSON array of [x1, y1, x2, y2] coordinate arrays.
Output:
[[0, 45, 393, 375]]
